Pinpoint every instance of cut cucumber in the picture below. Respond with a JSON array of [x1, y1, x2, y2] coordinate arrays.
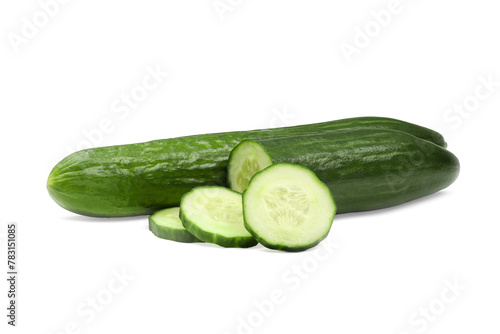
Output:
[[149, 207, 202, 243], [228, 140, 269, 193], [243, 163, 336, 252], [228, 130, 460, 213], [47, 117, 447, 217], [180, 186, 257, 248], [228, 140, 273, 193]]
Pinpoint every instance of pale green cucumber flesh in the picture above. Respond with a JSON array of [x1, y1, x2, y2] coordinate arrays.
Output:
[[227, 140, 273, 193], [149, 207, 202, 243], [243, 163, 336, 252], [228, 140, 268, 193], [180, 186, 257, 248]]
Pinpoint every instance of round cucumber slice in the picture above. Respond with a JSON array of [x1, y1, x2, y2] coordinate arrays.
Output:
[[243, 163, 336, 252], [180, 186, 257, 248], [149, 207, 202, 243], [227, 140, 273, 193]]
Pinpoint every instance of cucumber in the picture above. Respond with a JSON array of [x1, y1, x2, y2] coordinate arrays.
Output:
[[229, 129, 460, 213], [243, 163, 336, 252], [149, 207, 201, 243], [47, 117, 447, 217], [227, 141, 273, 193], [180, 186, 257, 248]]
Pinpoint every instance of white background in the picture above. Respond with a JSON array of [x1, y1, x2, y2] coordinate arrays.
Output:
[[1, 1, 499, 333]]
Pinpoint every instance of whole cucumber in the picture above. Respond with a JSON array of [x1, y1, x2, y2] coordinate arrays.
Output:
[[47, 117, 448, 217]]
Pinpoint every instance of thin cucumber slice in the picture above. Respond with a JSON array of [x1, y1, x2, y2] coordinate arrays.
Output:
[[149, 207, 202, 243], [243, 163, 336, 252], [227, 140, 273, 193], [180, 186, 257, 248]]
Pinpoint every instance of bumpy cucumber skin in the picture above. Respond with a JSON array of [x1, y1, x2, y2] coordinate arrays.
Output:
[[250, 129, 460, 214], [47, 117, 446, 217], [149, 209, 202, 243], [242, 163, 336, 252], [179, 187, 258, 248]]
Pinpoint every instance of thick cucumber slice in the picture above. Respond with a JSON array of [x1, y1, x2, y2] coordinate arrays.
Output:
[[228, 140, 272, 193], [228, 140, 273, 193], [149, 207, 202, 243], [180, 186, 257, 248], [243, 163, 336, 252]]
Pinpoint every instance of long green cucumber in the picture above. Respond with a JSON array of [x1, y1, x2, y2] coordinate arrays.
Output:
[[47, 117, 447, 217], [229, 129, 459, 213]]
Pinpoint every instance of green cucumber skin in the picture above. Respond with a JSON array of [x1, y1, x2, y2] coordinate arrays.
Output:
[[247, 230, 327, 252], [179, 187, 258, 248], [148, 208, 202, 243], [47, 117, 446, 217], [148, 216, 202, 243], [180, 209, 258, 248], [250, 129, 460, 214]]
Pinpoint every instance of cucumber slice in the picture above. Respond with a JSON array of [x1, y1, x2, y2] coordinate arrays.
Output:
[[243, 163, 336, 252], [180, 186, 257, 248], [149, 207, 202, 243], [227, 140, 273, 193]]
